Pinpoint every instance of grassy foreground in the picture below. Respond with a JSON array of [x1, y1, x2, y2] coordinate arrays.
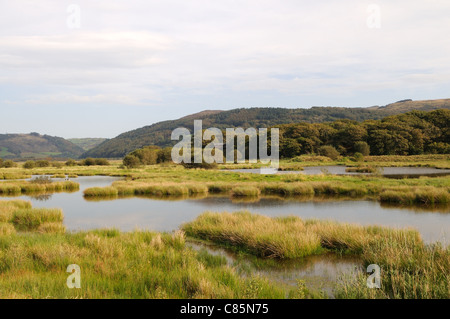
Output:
[[0, 200, 290, 299], [183, 212, 449, 299], [0, 200, 448, 299]]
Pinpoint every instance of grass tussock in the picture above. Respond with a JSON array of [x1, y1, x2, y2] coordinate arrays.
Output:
[[0, 181, 79, 195], [182, 212, 422, 259], [37, 222, 66, 234], [183, 211, 448, 299], [0, 200, 32, 222], [83, 187, 119, 197], [380, 186, 450, 204], [12, 208, 64, 231], [0, 222, 16, 236], [231, 186, 261, 197]]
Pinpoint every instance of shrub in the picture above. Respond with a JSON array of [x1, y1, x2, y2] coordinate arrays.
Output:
[[23, 161, 36, 169], [52, 162, 64, 168], [354, 141, 370, 156], [35, 160, 50, 168], [123, 155, 141, 168], [1, 160, 17, 168], [30, 176, 53, 184], [80, 158, 96, 166], [94, 158, 110, 166], [157, 147, 173, 163], [352, 152, 364, 162], [317, 146, 340, 160], [65, 159, 78, 166], [182, 162, 218, 170]]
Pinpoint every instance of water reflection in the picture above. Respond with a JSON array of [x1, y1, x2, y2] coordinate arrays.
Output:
[[189, 241, 362, 298], [0, 176, 448, 244]]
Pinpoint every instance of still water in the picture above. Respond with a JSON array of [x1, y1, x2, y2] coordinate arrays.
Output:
[[1, 176, 448, 244]]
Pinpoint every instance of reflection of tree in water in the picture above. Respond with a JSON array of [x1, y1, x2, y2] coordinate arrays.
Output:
[[29, 193, 53, 202]]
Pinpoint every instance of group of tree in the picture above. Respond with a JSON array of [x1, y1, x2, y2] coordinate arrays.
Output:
[[123, 146, 172, 168], [121, 110, 449, 165], [82, 100, 450, 158], [277, 109, 449, 158]]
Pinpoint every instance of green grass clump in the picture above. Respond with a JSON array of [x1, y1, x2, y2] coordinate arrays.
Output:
[[231, 186, 261, 197], [0, 222, 16, 236], [51, 174, 66, 179], [335, 242, 449, 299], [380, 187, 450, 204], [182, 212, 422, 259], [12, 208, 64, 231], [37, 222, 66, 234], [83, 187, 119, 197], [0, 200, 32, 222]]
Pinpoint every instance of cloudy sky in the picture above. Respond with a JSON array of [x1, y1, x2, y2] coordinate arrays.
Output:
[[1, 0, 449, 138]]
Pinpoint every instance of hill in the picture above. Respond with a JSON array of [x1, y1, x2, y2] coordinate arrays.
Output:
[[68, 138, 108, 151], [81, 99, 450, 158], [0, 133, 85, 160]]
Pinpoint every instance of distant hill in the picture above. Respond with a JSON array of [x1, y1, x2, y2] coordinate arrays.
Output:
[[81, 99, 450, 158], [68, 138, 108, 151], [0, 133, 85, 160]]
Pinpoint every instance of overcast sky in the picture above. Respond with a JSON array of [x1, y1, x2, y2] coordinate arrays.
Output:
[[1, 0, 449, 138]]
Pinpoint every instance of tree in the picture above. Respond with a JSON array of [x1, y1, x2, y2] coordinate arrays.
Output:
[[354, 141, 370, 156], [23, 161, 36, 169], [123, 155, 141, 168], [318, 145, 340, 160]]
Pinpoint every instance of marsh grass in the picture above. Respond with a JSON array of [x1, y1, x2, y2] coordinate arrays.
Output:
[[83, 187, 119, 197], [0, 181, 79, 195], [380, 187, 450, 204], [0, 228, 290, 299], [12, 208, 64, 231], [231, 186, 261, 197], [182, 212, 423, 259], [183, 211, 448, 299]]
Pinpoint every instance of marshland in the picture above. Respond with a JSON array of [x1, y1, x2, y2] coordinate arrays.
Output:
[[0, 154, 448, 299]]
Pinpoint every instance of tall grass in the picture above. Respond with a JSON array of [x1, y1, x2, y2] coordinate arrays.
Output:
[[0, 181, 79, 195], [183, 211, 448, 299], [183, 211, 422, 259], [0, 229, 289, 299], [12, 208, 64, 231]]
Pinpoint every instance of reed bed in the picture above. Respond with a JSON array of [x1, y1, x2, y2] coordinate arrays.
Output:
[[380, 187, 450, 204], [82, 177, 449, 205], [0, 229, 288, 299], [12, 208, 64, 231], [83, 187, 119, 197], [0, 181, 79, 195], [183, 211, 448, 299], [182, 212, 423, 259]]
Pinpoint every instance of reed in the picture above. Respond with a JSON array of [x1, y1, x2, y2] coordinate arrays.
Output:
[[83, 187, 119, 197], [182, 212, 423, 259], [12, 208, 64, 231]]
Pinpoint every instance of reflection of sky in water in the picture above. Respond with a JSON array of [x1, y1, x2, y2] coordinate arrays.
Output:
[[0, 176, 448, 244], [231, 166, 450, 177]]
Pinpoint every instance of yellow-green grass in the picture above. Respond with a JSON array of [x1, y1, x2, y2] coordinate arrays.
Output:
[[0, 229, 291, 299], [335, 242, 449, 299], [345, 166, 379, 173], [183, 211, 449, 299], [12, 208, 64, 231], [0, 200, 32, 222], [83, 187, 119, 197], [51, 174, 66, 178], [379, 186, 450, 204], [231, 186, 261, 197], [0, 181, 79, 195], [182, 211, 422, 259], [83, 177, 449, 205]]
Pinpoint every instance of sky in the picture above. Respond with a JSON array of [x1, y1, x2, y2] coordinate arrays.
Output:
[[1, 0, 449, 138]]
